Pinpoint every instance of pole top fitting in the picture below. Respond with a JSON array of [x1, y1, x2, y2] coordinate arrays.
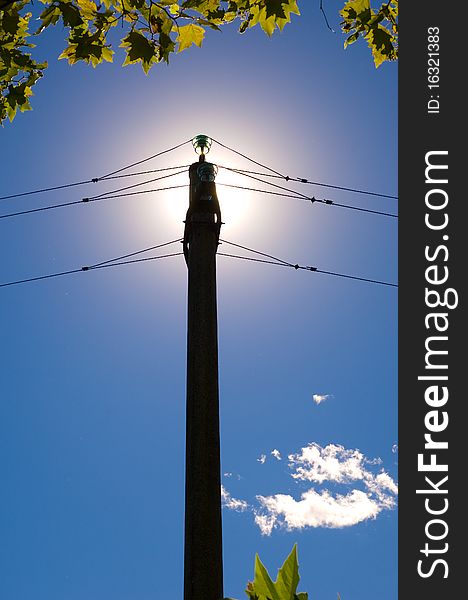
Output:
[[192, 135, 212, 159], [197, 162, 218, 182]]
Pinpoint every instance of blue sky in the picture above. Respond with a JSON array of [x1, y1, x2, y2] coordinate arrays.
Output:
[[0, 3, 397, 599]]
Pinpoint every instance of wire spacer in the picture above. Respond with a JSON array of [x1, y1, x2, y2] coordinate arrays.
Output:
[[324, 199, 333, 205], [310, 196, 316, 203], [294, 264, 299, 270], [308, 266, 317, 272], [81, 266, 90, 271], [91, 178, 99, 183], [82, 197, 90, 203], [300, 178, 308, 183]]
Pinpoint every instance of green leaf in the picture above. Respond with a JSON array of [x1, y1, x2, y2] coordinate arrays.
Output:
[[1, 9, 21, 35], [36, 5, 61, 34], [120, 30, 158, 73], [253, 553, 280, 600], [58, 2, 84, 28], [176, 23, 205, 52], [264, 0, 287, 20], [276, 544, 300, 600], [366, 24, 396, 67], [344, 31, 359, 48], [246, 545, 307, 600]]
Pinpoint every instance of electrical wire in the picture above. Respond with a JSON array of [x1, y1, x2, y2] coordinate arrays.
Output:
[[219, 239, 291, 266], [0, 164, 188, 203], [0, 199, 83, 220], [1, 238, 396, 289], [220, 165, 398, 200], [85, 170, 187, 200], [0, 184, 188, 220], [213, 143, 398, 200], [0, 140, 191, 202], [89, 239, 183, 268], [83, 184, 189, 203], [219, 240, 397, 288], [0, 249, 184, 288], [219, 170, 398, 218], [217, 182, 306, 201], [100, 165, 191, 182], [98, 139, 192, 179], [1, 137, 396, 204]]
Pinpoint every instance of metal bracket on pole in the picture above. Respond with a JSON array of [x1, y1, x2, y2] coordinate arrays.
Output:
[[183, 157, 221, 266]]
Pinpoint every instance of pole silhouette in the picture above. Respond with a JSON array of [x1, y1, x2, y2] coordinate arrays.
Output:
[[183, 137, 223, 600]]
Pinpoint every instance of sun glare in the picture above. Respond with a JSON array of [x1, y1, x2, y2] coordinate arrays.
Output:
[[156, 166, 252, 234]]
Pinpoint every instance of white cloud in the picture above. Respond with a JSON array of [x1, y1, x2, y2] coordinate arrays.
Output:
[[221, 485, 249, 512], [224, 472, 233, 478], [364, 471, 398, 507], [221, 443, 397, 535], [271, 449, 282, 461], [312, 394, 331, 405], [254, 513, 277, 536], [392, 444, 398, 454], [253, 442, 397, 535], [255, 488, 382, 533], [288, 443, 366, 484], [366, 457, 383, 466]]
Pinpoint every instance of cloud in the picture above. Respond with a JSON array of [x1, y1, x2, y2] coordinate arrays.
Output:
[[221, 485, 249, 512], [224, 472, 242, 480], [392, 444, 398, 454], [254, 513, 277, 536], [257, 454, 267, 464], [271, 449, 282, 461], [312, 394, 331, 405], [253, 443, 397, 535], [220, 443, 397, 535], [255, 488, 382, 533], [288, 443, 366, 484]]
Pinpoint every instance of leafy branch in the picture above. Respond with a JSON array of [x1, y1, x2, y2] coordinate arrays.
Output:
[[1, 0, 398, 124], [340, 0, 398, 67], [225, 544, 310, 600]]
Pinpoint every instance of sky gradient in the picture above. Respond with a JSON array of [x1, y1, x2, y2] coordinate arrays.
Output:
[[1, 3, 397, 599]]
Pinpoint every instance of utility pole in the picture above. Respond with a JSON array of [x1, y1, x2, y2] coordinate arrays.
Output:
[[183, 136, 223, 600]]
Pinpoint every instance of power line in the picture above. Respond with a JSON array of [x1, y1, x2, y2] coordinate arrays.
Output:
[[0, 267, 85, 288], [217, 182, 306, 201], [0, 179, 97, 203], [218, 252, 397, 288], [0, 165, 189, 203], [1, 237, 396, 289], [90, 238, 183, 267], [221, 166, 398, 200], [219, 239, 291, 266], [85, 170, 187, 201], [83, 184, 188, 203], [0, 199, 83, 220], [0, 249, 184, 289], [218, 240, 397, 288], [0, 141, 191, 202], [0, 184, 188, 220], [219, 170, 397, 218], [213, 143, 398, 200], [1, 137, 397, 206], [98, 139, 192, 179], [101, 165, 190, 182], [211, 138, 284, 178]]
